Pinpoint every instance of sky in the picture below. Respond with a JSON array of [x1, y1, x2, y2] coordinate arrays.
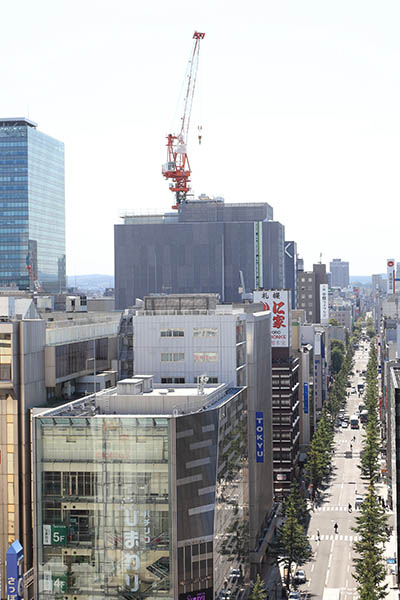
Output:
[[1, 0, 399, 276]]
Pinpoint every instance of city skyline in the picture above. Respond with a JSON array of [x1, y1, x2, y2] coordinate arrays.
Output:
[[1, 0, 399, 277]]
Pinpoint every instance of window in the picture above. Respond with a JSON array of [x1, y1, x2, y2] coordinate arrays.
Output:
[[160, 328, 184, 337], [193, 327, 218, 338], [161, 352, 184, 362], [193, 352, 218, 362], [161, 377, 185, 384]]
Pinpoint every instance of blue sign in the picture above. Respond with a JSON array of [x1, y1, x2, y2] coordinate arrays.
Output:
[[304, 383, 309, 414], [256, 411, 264, 463], [6, 539, 24, 600]]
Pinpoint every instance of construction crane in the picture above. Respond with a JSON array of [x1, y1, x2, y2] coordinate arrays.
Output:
[[162, 31, 205, 210]]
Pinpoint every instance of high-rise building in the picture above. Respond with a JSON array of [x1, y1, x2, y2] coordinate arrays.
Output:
[[0, 118, 66, 292], [329, 258, 349, 288], [297, 264, 329, 323], [114, 197, 285, 309]]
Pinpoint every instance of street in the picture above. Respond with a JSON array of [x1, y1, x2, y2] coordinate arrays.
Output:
[[296, 340, 381, 599]]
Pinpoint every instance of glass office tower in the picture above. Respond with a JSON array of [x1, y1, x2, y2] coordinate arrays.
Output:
[[33, 380, 249, 599], [0, 118, 65, 292]]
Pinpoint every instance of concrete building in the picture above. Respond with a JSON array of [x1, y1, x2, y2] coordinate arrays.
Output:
[[0, 300, 120, 596], [297, 264, 328, 324], [0, 118, 65, 293], [382, 361, 399, 573], [114, 197, 285, 309], [33, 378, 251, 599], [329, 306, 353, 331], [271, 348, 300, 496], [329, 259, 349, 288], [297, 271, 317, 323], [125, 294, 276, 575], [284, 241, 298, 310]]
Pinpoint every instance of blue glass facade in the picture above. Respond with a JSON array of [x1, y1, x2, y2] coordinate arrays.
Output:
[[0, 118, 65, 292]]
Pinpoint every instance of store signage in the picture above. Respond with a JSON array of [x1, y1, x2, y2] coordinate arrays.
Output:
[[256, 412, 264, 463], [320, 284, 329, 324], [43, 524, 67, 546], [304, 383, 309, 414], [6, 540, 24, 600], [253, 289, 291, 347], [387, 259, 395, 294]]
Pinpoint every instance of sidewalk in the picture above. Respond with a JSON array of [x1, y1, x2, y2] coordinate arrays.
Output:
[[375, 479, 398, 598]]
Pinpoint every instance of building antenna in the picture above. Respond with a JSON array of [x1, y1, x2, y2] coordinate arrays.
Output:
[[319, 252, 322, 264]]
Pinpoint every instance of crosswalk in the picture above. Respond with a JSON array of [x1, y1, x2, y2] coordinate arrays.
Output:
[[313, 534, 360, 542]]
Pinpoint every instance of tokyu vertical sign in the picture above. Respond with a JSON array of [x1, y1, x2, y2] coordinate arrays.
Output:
[[320, 283, 329, 324], [256, 412, 264, 462], [253, 289, 291, 347], [387, 259, 395, 294]]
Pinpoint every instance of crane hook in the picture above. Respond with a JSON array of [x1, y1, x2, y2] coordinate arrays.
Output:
[[198, 125, 203, 145]]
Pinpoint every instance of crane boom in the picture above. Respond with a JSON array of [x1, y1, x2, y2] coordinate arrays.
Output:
[[162, 31, 205, 209]]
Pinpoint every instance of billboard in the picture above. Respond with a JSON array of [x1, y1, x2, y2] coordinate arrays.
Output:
[[253, 289, 291, 347], [387, 259, 395, 294], [304, 383, 309, 414], [256, 412, 264, 463], [6, 540, 24, 600], [320, 284, 329, 324]]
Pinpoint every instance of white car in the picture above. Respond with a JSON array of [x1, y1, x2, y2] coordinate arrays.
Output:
[[341, 421, 349, 428]]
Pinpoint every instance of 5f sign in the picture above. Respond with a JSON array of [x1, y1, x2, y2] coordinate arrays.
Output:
[[256, 412, 264, 463]]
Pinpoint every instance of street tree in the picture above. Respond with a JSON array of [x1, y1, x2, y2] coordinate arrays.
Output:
[[271, 498, 312, 589], [249, 574, 267, 600]]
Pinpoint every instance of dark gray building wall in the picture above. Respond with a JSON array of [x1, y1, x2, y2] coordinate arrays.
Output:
[[178, 200, 273, 223], [115, 206, 285, 309], [284, 241, 297, 309]]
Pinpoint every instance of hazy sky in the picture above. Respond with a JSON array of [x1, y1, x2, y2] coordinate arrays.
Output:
[[1, 0, 399, 276]]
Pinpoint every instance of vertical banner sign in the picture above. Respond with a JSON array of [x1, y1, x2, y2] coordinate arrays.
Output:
[[387, 259, 395, 294], [6, 540, 24, 600], [254, 222, 263, 290], [303, 383, 309, 414], [256, 412, 264, 462], [252, 289, 291, 347], [319, 284, 329, 324]]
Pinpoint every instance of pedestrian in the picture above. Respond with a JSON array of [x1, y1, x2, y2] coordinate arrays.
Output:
[[348, 503, 352, 513], [352, 435, 356, 442], [350, 443, 353, 452], [317, 529, 320, 541], [334, 522, 338, 534]]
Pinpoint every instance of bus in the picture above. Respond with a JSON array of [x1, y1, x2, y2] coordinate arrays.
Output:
[[350, 415, 359, 429]]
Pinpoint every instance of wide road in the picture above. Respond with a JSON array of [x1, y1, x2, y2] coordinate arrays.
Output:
[[296, 339, 371, 600]]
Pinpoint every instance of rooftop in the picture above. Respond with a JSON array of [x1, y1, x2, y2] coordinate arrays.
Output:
[[0, 117, 37, 128], [34, 376, 244, 419]]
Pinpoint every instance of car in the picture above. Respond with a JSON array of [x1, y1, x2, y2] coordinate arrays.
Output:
[[288, 593, 300, 600], [341, 421, 349, 428], [351, 387, 356, 393], [293, 569, 306, 584]]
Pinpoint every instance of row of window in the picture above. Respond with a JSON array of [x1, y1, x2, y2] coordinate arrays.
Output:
[[160, 351, 218, 362], [160, 327, 218, 338], [160, 376, 219, 384]]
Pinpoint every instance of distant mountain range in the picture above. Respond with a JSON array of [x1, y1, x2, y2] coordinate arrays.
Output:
[[66, 273, 375, 292], [67, 274, 114, 289]]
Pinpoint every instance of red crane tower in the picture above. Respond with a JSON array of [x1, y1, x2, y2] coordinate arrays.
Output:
[[162, 31, 205, 210]]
